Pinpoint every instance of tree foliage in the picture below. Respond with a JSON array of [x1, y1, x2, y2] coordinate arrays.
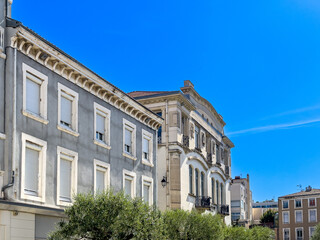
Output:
[[312, 222, 320, 240], [260, 209, 277, 224], [49, 191, 275, 240]]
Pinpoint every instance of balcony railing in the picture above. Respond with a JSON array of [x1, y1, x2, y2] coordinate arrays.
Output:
[[207, 153, 212, 163], [0, 26, 4, 52], [195, 196, 211, 208], [183, 135, 189, 148], [219, 204, 230, 215], [157, 136, 162, 144]]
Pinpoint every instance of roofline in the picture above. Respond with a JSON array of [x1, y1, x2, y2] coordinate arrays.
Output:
[[132, 91, 181, 100]]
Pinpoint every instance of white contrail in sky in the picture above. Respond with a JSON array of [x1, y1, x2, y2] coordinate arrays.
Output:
[[227, 118, 320, 136]]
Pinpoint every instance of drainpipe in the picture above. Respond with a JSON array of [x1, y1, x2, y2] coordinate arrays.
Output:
[[165, 100, 170, 209]]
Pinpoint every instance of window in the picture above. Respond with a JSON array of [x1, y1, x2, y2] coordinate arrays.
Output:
[[211, 178, 215, 202], [231, 200, 241, 208], [123, 119, 136, 159], [309, 209, 317, 222], [94, 159, 110, 194], [283, 229, 290, 240], [123, 169, 136, 198], [296, 228, 303, 240], [94, 103, 111, 148], [283, 212, 289, 224], [22, 63, 48, 123], [295, 210, 302, 223], [216, 181, 219, 204], [310, 227, 315, 238], [57, 146, 78, 206], [283, 200, 289, 209], [189, 166, 193, 194], [156, 111, 162, 143], [295, 199, 302, 208], [142, 175, 153, 206], [142, 129, 153, 166], [200, 172, 205, 196], [195, 169, 199, 197], [58, 83, 79, 136], [21, 133, 47, 202], [309, 198, 316, 207], [221, 184, 224, 204], [195, 125, 199, 149]]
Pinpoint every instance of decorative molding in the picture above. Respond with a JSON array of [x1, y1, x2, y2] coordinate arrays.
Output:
[[12, 27, 163, 130]]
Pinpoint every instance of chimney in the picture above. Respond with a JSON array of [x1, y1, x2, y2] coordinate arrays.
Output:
[[6, 0, 13, 18], [184, 80, 194, 88]]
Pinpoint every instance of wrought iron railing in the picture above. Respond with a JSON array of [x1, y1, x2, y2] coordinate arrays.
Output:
[[195, 196, 211, 208], [183, 135, 189, 148], [157, 136, 162, 144], [219, 204, 230, 215]]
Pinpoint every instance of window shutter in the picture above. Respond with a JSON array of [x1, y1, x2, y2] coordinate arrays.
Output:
[[25, 147, 39, 194], [125, 178, 132, 197], [143, 184, 150, 203], [96, 114, 105, 134], [61, 95, 72, 126], [143, 138, 149, 154], [26, 77, 41, 115], [60, 158, 72, 200], [125, 128, 132, 147], [96, 169, 105, 192]]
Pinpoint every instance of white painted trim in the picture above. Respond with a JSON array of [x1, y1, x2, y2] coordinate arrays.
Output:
[[93, 102, 111, 147], [93, 159, 110, 194], [295, 210, 303, 223], [123, 118, 136, 158], [0, 133, 5, 140], [295, 227, 303, 240], [282, 211, 290, 224], [283, 228, 290, 240], [20, 133, 47, 203], [141, 129, 153, 167], [282, 200, 289, 210], [123, 169, 136, 198], [22, 63, 48, 121], [141, 175, 153, 206], [57, 83, 79, 134], [308, 208, 317, 223], [56, 146, 78, 206]]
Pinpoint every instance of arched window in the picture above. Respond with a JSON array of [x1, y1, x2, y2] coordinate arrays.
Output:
[[216, 180, 219, 204], [211, 178, 215, 203], [189, 165, 193, 194], [221, 183, 224, 204], [201, 172, 205, 196], [195, 169, 199, 197]]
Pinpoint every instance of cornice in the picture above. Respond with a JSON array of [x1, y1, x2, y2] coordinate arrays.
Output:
[[11, 27, 163, 130], [222, 136, 235, 148]]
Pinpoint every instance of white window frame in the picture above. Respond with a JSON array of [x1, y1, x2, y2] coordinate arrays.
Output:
[[310, 227, 315, 238], [21, 133, 47, 202], [57, 146, 78, 206], [295, 227, 303, 240], [283, 211, 290, 224], [309, 198, 316, 207], [22, 63, 48, 124], [283, 228, 290, 240], [122, 119, 136, 160], [123, 169, 136, 198], [141, 129, 153, 167], [282, 200, 289, 209], [93, 102, 111, 149], [93, 159, 110, 194], [141, 175, 153, 206], [295, 199, 302, 208], [309, 209, 317, 223], [57, 83, 79, 137], [295, 210, 303, 223]]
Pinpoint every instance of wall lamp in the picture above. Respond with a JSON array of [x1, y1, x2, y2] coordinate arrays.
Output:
[[161, 176, 169, 187]]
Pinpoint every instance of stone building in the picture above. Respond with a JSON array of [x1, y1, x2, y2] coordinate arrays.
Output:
[[128, 80, 234, 225], [278, 187, 320, 240], [230, 174, 253, 227], [0, 1, 162, 239], [252, 199, 278, 225]]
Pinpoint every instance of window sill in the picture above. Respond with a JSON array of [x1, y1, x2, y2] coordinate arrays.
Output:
[[57, 125, 79, 137], [57, 200, 73, 207], [94, 140, 111, 150], [22, 110, 49, 125], [21, 194, 45, 203], [142, 159, 154, 167], [188, 193, 196, 198], [0, 133, 5, 140], [122, 152, 137, 161]]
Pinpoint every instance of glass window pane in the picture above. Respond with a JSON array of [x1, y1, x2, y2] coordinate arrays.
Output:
[[60, 158, 72, 201], [143, 184, 150, 203], [125, 129, 132, 147], [96, 114, 105, 134], [189, 166, 193, 194], [61, 95, 72, 126], [26, 78, 40, 115], [143, 138, 149, 154], [195, 170, 199, 197], [96, 170, 105, 192], [25, 147, 39, 195], [125, 179, 132, 197]]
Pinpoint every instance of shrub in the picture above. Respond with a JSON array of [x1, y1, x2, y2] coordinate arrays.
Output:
[[223, 226, 250, 240], [312, 222, 320, 240], [260, 209, 277, 224], [249, 226, 275, 240]]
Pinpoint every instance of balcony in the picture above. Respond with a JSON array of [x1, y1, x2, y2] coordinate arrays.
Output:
[[219, 204, 230, 215], [207, 153, 212, 163], [195, 196, 211, 209], [183, 135, 189, 148], [157, 136, 162, 144]]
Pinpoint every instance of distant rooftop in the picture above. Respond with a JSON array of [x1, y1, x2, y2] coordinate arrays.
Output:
[[279, 188, 320, 199]]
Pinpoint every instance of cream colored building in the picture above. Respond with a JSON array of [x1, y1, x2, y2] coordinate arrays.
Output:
[[129, 80, 234, 225], [252, 200, 278, 225]]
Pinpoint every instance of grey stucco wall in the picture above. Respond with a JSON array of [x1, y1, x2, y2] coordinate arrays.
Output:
[[7, 49, 157, 207]]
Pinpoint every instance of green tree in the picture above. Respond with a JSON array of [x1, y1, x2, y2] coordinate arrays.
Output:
[[260, 209, 277, 224], [249, 226, 275, 240], [223, 226, 250, 240], [48, 191, 167, 240], [311, 222, 320, 240]]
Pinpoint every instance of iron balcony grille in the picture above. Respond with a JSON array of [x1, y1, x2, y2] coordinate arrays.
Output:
[[219, 204, 230, 215], [183, 135, 189, 148], [195, 196, 212, 208]]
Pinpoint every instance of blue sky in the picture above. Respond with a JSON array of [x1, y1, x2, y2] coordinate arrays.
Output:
[[13, 0, 320, 201]]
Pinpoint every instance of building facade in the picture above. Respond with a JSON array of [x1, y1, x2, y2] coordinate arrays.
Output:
[[252, 199, 278, 225], [230, 174, 252, 227], [278, 187, 320, 240], [0, 2, 162, 239], [129, 80, 234, 225]]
